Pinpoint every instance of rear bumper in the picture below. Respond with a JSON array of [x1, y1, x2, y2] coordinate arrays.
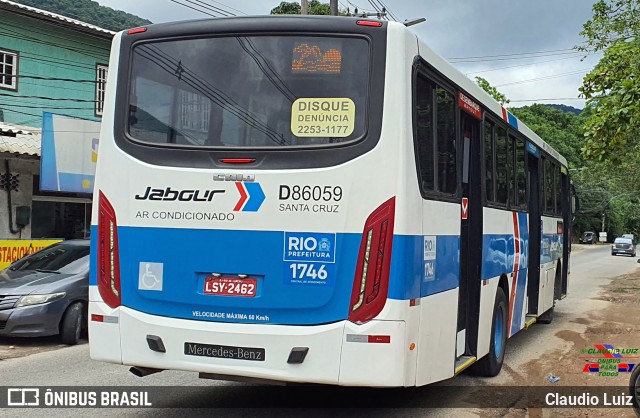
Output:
[[89, 301, 408, 387], [612, 248, 634, 255]]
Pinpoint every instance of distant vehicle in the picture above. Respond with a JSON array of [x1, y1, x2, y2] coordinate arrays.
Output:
[[0, 240, 89, 344], [612, 237, 636, 257], [579, 231, 597, 244]]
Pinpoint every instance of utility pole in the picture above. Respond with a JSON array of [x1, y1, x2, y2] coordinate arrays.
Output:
[[330, 0, 338, 15], [301, 0, 308, 15]]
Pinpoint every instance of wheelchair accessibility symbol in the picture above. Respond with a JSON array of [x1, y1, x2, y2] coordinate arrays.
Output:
[[139, 262, 163, 291]]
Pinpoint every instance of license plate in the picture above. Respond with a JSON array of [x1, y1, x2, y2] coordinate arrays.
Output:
[[184, 342, 265, 361], [204, 276, 257, 297]]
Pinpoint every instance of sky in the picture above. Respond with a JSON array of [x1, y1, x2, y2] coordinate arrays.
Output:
[[95, 0, 601, 109]]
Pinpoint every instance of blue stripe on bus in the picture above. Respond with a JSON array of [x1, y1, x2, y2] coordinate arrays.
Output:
[[387, 235, 460, 300], [507, 112, 519, 130], [89, 222, 556, 325], [90, 226, 359, 325]]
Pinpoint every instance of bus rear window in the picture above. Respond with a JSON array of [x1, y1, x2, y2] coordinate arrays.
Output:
[[127, 36, 370, 148]]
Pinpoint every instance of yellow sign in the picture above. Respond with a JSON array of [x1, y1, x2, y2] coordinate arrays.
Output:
[[0, 239, 63, 269], [291, 98, 355, 138]]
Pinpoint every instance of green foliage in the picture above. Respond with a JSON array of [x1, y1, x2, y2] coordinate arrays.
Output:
[[474, 77, 510, 105], [578, 1, 640, 163], [510, 104, 585, 168], [270, 1, 301, 14], [579, 39, 640, 162], [12, 0, 151, 31], [270, 1, 332, 15], [579, 0, 640, 52]]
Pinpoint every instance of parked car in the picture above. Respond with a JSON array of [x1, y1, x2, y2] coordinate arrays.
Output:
[[579, 231, 597, 244], [0, 240, 89, 344], [612, 237, 636, 257]]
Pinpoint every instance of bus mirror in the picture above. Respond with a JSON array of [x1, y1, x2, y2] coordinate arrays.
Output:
[[570, 183, 579, 223]]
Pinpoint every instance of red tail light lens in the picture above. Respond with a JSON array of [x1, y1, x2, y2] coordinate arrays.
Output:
[[356, 20, 383, 27], [97, 192, 121, 308], [348, 197, 395, 324], [127, 27, 147, 35]]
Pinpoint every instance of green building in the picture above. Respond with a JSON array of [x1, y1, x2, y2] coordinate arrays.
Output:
[[0, 0, 113, 245]]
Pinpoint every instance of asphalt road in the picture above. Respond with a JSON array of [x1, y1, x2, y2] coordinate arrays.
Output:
[[0, 243, 636, 417]]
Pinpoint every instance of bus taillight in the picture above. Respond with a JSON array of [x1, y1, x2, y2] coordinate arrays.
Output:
[[97, 191, 122, 308], [348, 197, 395, 324]]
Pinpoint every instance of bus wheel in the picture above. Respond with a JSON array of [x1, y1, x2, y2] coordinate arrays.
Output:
[[473, 288, 508, 377], [630, 361, 640, 417]]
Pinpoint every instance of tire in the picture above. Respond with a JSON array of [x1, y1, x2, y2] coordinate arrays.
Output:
[[60, 302, 84, 345], [473, 288, 508, 377], [630, 362, 640, 417]]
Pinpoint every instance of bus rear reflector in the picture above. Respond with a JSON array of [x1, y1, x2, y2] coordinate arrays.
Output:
[[97, 192, 122, 308], [348, 197, 395, 324], [127, 27, 147, 35], [356, 20, 383, 27], [219, 158, 256, 164]]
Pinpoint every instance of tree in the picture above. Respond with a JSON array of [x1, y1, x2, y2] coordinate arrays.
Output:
[[510, 104, 585, 168], [270, 2, 301, 14], [12, 0, 151, 31], [578, 0, 640, 162], [270, 1, 332, 15], [474, 77, 510, 106]]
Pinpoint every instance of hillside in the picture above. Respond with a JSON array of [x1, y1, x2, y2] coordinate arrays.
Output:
[[543, 103, 582, 116], [12, 0, 152, 31]]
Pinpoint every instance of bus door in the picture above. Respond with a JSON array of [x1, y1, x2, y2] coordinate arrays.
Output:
[[458, 108, 483, 357], [526, 144, 541, 314]]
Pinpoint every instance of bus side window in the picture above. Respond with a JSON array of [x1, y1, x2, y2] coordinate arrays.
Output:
[[544, 158, 554, 214], [483, 121, 494, 203], [516, 138, 527, 209], [414, 73, 435, 192], [413, 71, 458, 197], [435, 87, 457, 195], [555, 164, 562, 216], [495, 126, 508, 205]]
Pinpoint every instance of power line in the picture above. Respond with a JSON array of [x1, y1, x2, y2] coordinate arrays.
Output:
[[0, 93, 97, 103], [494, 69, 591, 88], [183, 0, 235, 16], [166, 0, 230, 17], [15, 74, 97, 83], [464, 54, 599, 75], [373, 0, 399, 21], [16, 80, 94, 95], [192, 0, 237, 16], [450, 50, 585, 64], [137, 45, 287, 145], [204, 0, 247, 15], [448, 47, 576, 61], [20, 52, 99, 72], [509, 98, 585, 103]]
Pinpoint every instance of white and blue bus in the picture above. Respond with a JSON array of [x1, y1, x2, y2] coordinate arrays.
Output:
[[89, 16, 571, 387]]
